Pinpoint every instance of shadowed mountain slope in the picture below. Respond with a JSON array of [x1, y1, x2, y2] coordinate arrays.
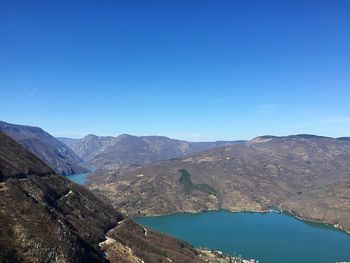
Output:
[[0, 121, 87, 175], [0, 132, 54, 180]]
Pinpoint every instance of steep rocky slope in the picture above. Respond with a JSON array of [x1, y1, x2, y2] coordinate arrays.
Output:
[[59, 133, 243, 169], [87, 135, 350, 233], [0, 131, 235, 263], [56, 137, 79, 149], [0, 121, 87, 175], [64, 134, 119, 162]]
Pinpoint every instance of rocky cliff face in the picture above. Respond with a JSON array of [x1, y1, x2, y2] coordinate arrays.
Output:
[[68, 134, 119, 162], [88, 134, 350, 233], [0, 121, 87, 175], [0, 131, 226, 263], [56, 137, 79, 149], [59, 133, 243, 169]]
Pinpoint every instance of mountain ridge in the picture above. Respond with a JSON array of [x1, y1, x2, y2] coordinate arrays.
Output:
[[0, 121, 87, 176], [58, 133, 245, 169]]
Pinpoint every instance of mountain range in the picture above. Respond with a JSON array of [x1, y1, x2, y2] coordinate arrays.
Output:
[[1, 119, 350, 261], [87, 134, 350, 234], [58, 134, 244, 169]]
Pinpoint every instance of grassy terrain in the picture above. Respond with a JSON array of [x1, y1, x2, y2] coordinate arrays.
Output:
[[179, 169, 216, 195]]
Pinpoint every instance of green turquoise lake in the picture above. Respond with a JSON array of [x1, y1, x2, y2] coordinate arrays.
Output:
[[135, 210, 350, 263], [67, 168, 95, 185]]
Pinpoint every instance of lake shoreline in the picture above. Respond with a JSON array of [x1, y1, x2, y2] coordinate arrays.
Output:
[[135, 209, 350, 262], [133, 207, 350, 235], [66, 166, 96, 185]]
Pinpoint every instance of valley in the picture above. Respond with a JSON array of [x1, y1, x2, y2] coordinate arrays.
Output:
[[2, 120, 350, 262], [0, 131, 239, 263], [3, 1, 350, 261]]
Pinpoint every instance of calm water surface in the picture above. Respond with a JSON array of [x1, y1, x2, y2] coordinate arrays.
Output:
[[135, 210, 350, 263], [67, 168, 95, 185]]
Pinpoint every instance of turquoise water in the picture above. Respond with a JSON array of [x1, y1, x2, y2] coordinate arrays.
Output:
[[135, 210, 350, 263], [67, 168, 95, 185]]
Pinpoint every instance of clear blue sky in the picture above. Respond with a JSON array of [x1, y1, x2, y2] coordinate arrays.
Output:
[[1, 0, 349, 141]]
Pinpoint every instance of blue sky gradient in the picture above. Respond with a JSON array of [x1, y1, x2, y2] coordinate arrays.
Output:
[[1, 0, 349, 141]]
